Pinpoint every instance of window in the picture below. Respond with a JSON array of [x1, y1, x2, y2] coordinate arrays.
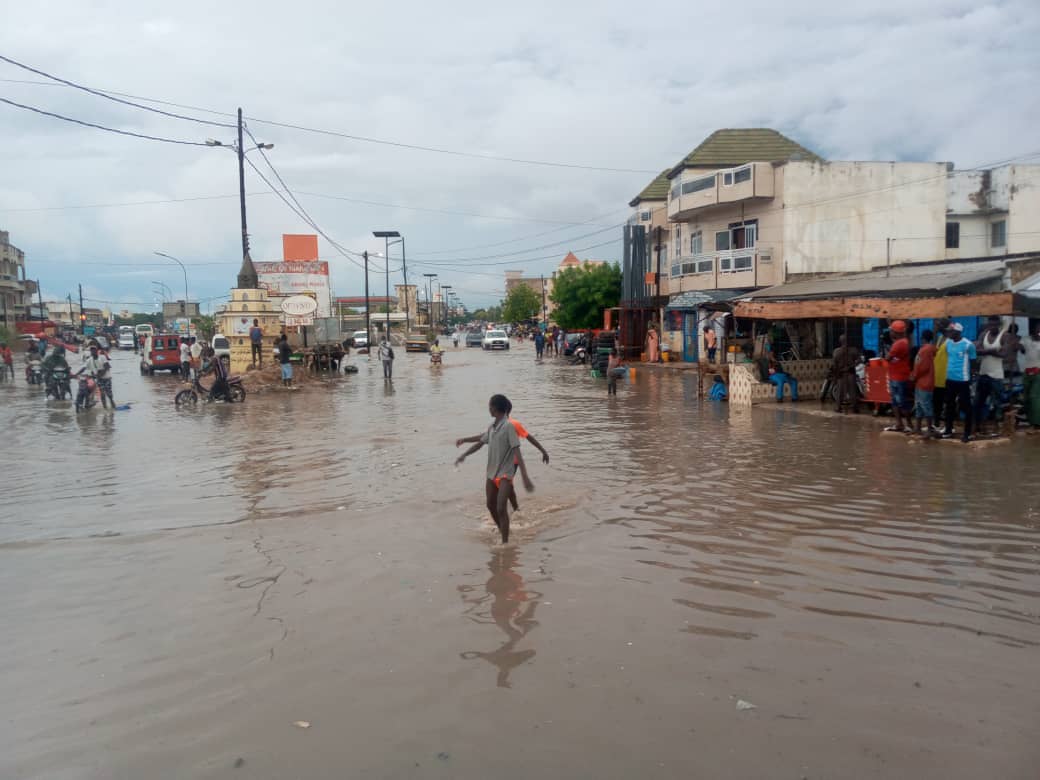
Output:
[[991, 220, 1006, 248], [733, 166, 752, 184], [674, 226, 682, 259], [945, 222, 960, 249], [696, 258, 714, 274], [689, 230, 703, 255], [670, 184, 680, 200], [718, 255, 752, 273], [640, 210, 652, 222], [682, 175, 716, 195], [715, 230, 731, 251], [722, 172, 733, 186], [671, 263, 681, 278]]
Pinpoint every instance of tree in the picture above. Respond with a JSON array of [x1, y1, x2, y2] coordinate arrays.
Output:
[[469, 305, 502, 323], [549, 262, 621, 330], [191, 315, 216, 340], [501, 284, 541, 323]]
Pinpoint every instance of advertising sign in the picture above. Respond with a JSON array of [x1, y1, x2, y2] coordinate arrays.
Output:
[[231, 316, 253, 336], [255, 261, 331, 318], [280, 295, 319, 316]]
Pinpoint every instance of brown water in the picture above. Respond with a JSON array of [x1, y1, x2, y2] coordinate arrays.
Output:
[[1, 345, 1038, 779]]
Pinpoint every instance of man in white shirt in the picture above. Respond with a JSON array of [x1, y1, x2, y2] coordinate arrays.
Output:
[[189, 337, 202, 380], [179, 338, 192, 383], [78, 344, 113, 408]]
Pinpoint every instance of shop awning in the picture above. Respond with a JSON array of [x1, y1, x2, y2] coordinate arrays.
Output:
[[731, 259, 1040, 319]]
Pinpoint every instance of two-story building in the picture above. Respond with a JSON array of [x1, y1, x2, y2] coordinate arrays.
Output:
[[624, 128, 1040, 362], [1, 230, 31, 329]]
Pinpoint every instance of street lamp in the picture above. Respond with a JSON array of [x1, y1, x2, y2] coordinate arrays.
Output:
[[372, 231, 400, 339], [422, 273, 437, 328], [441, 285, 453, 329], [205, 108, 273, 288], [154, 251, 190, 314], [151, 280, 172, 302]]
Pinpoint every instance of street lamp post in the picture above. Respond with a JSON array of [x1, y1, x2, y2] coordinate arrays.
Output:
[[373, 231, 401, 340], [154, 251, 190, 314], [422, 273, 437, 328], [441, 285, 453, 329]]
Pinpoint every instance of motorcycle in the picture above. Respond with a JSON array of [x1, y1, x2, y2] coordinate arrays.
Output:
[[175, 372, 246, 406], [430, 351, 443, 366], [46, 368, 72, 401], [26, 361, 43, 385], [75, 374, 103, 413]]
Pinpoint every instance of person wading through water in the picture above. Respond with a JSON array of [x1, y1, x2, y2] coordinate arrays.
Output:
[[455, 394, 534, 545]]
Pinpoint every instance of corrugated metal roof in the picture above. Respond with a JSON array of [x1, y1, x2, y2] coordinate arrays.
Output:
[[670, 129, 821, 177], [667, 289, 752, 309], [629, 170, 671, 206], [740, 261, 1006, 301]]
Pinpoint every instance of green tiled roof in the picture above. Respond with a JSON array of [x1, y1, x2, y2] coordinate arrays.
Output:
[[669, 129, 822, 178], [628, 170, 671, 206]]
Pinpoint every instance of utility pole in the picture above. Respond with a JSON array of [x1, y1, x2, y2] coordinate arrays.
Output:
[[36, 280, 43, 323], [540, 274, 547, 327], [401, 237, 409, 334], [363, 250, 371, 348], [238, 108, 249, 264], [655, 225, 663, 330], [78, 283, 84, 335], [235, 107, 258, 289]]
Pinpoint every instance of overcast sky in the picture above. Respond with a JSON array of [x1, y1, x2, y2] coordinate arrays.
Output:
[[1, 0, 1038, 311]]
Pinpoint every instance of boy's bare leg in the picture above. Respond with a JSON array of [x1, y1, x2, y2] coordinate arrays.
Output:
[[485, 480, 501, 533], [495, 480, 513, 544]]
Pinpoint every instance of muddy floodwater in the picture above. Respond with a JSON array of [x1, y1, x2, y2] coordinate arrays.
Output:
[[2, 345, 1038, 779]]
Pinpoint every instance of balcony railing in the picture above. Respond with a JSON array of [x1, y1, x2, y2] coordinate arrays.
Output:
[[669, 248, 770, 278]]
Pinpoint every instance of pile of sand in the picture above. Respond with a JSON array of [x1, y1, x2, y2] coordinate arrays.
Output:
[[236, 363, 342, 394]]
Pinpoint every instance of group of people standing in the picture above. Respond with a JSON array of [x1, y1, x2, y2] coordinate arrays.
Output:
[[882, 317, 1040, 441], [532, 327, 566, 360]]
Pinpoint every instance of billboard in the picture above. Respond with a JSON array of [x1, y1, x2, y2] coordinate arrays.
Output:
[[255, 260, 331, 318]]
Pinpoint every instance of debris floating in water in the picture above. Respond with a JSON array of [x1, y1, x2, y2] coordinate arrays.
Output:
[[292, 720, 311, 729], [735, 700, 757, 711]]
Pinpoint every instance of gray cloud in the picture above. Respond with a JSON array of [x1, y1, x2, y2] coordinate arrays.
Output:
[[1, 0, 1038, 308]]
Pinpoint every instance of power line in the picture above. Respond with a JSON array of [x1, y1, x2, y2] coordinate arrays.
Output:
[[242, 154, 368, 272], [0, 63, 659, 173], [0, 97, 213, 146], [0, 54, 234, 128]]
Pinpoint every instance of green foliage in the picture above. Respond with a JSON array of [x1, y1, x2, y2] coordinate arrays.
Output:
[[501, 285, 541, 323], [0, 324, 13, 345], [469, 305, 502, 323], [549, 262, 621, 330], [191, 315, 216, 339]]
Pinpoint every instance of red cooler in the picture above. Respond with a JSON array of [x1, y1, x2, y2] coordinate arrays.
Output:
[[864, 358, 892, 406]]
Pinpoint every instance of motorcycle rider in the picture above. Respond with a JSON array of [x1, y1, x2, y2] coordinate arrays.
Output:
[[24, 342, 43, 383], [430, 339, 443, 364], [77, 343, 113, 408], [42, 345, 70, 398], [199, 346, 231, 401]]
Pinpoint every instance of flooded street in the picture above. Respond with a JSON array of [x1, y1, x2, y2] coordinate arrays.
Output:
[[2, 344, 1039, 779]]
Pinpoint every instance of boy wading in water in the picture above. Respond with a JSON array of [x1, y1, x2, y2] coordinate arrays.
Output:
[[458, 399, 549, 514], [455, 394, 534, 544]]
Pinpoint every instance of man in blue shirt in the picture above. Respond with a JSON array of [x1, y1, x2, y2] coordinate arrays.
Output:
[[249, 319, 263, 368], [941, 323, 977, 442]]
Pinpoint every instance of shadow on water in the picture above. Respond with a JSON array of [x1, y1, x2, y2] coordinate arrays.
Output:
[[457, 546, 546, 689]]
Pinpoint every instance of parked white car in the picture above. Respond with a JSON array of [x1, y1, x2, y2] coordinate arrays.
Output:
[[482, 330, 509, 350], [352, 330, 369, 351], [211, 334, 231, 364]]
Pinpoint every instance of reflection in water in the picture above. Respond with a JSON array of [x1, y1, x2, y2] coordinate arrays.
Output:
[[458, 547, 541, 688]]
